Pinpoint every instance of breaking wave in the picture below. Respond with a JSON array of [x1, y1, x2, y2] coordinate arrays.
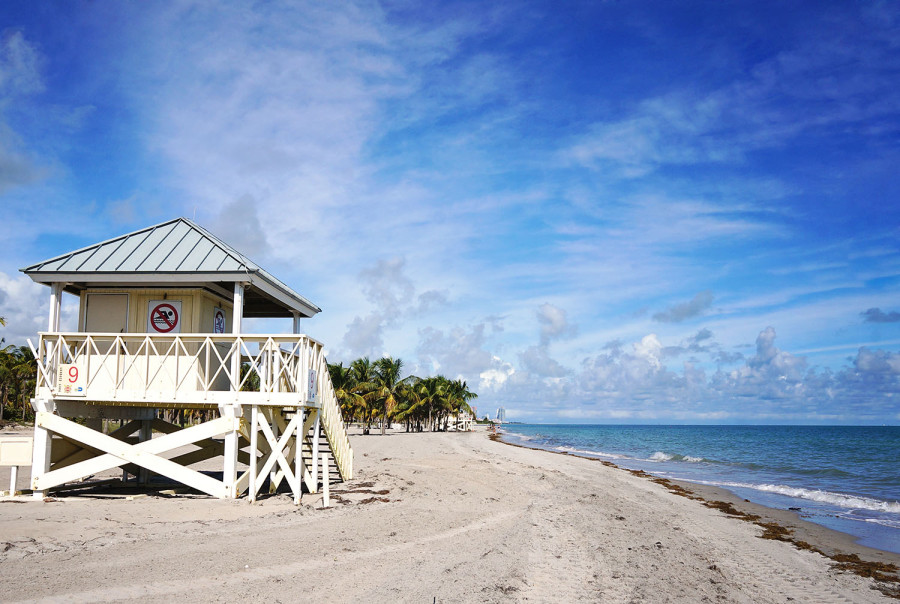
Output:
[[703, 480, 900, 514], [648, 451, 706, 463], [555, 445, 627, 459]]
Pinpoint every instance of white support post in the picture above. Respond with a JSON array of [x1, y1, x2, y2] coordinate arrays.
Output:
[[311, 410, 321, 488], [225, 281, 246, 498], [45, 282, 63, 359], [231, 282, 244, 391], [291, 311, 301, 335], [232, 283, 244, 334], [294, 406, 304, 505], [220, 402, 242, 498], [47, 282, 62, 332], [9, 466, 18, 495], [321, 452, 329, 508], [138, 420, 152, 484], [273, 345, 282, 393], [249, 405, 259, 503], [30, 398, 54, 500]]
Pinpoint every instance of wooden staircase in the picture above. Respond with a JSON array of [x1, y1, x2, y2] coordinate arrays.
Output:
[[299, 422, 344, 486]]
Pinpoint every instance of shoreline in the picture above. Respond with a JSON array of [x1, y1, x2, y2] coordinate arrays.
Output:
[[492, 428, 900, 589], [493, 428, 900, 563]]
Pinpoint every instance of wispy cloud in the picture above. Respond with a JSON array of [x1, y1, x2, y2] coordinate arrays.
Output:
[[0, 30, 46, 195]]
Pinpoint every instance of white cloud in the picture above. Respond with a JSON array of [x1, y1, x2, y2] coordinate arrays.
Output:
[[469, 327, 900, 423], [567, 15, 900, 179], [0, 30, 44, 96], [0, 31, 46, 195], [519, 345, 568, 378], [0, 272, 77, 345], [537, 302, 577, 345], [416, 323, 495, 381], [209, 196, 270, 259], [479, 355, 515, 391]]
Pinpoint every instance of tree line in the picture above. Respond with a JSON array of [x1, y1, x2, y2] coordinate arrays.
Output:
[[328, 356, 477, 434], [0, 317, 38, 423]]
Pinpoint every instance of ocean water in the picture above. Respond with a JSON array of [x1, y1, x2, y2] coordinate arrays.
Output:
[[500, 424, 900, 554]]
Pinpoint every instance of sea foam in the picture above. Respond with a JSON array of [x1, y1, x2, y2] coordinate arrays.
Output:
[[703, 480, 900, 514], [648, 451, 704, 463], [556, 445, 626, 459]]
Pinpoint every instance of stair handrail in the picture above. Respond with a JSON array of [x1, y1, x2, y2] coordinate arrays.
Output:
[[308, 340, 354, 481]]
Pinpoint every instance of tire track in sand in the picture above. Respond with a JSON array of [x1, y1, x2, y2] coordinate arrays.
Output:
[[10, 508, 522, 604]]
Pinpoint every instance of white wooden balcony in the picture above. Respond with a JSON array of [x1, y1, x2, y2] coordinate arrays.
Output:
[[33, 332, 328, 408]]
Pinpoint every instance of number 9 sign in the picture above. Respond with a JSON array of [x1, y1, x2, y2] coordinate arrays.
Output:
[[56, 363, 86, 396]]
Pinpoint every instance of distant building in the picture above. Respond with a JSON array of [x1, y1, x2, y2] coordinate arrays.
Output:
[[496, 407, 506, 422]]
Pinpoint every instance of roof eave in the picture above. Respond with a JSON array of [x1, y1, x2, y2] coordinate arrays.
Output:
[[249, 271, 321, 318], [23, 270, 321, 318]]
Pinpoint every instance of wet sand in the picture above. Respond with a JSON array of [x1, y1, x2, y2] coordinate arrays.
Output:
[[1, 425, 898, 602]]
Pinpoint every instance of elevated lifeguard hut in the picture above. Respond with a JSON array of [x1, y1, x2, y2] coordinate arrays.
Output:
[[20, 217, 352, 502]]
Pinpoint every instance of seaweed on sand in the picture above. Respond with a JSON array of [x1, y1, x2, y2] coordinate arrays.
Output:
[[488, 430, 900, 598]]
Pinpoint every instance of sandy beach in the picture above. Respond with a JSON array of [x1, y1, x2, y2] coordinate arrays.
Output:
[[1, 425, 898, 602]]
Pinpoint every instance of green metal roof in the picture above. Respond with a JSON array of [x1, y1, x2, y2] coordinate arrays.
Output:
[[21, 217, 321, 318]]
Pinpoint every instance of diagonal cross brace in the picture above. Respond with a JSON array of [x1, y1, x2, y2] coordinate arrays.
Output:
[[33, 412, 234, 498], [255, 412, 301, 495]]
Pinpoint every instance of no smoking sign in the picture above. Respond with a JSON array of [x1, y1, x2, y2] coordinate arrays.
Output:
[[147, 300, 182, 334]]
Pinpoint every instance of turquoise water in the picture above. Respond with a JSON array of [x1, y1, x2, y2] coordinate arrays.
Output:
[[500, 425, 900, 554]]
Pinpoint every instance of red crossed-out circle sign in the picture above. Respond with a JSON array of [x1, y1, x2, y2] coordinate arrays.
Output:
[[150, 303, 179, 333]]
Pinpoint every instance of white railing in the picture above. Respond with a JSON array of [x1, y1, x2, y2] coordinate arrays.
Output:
[[30, 332, 354, 481], [33, 332, 325, 406], [313, 351, 353, 480]]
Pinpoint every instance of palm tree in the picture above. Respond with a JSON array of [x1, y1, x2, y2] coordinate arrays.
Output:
[[350, 357, 377, 434], [12, 347, 36, 421], [324, 355, 479, 435], [393, 375, 427, 432], [0, 345, 14, 422], [370, 357, 414, 435], [0, 346, 36, 423], [328, 362, 366, 423], [446, 378, 477, 431], [413, 376, 446, 431]]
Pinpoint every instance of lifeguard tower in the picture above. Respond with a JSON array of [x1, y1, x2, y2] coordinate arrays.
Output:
[[20, 217, 352, 502]]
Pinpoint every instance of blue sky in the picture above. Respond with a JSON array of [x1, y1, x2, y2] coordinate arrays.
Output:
[[1, 0, 899, 424]]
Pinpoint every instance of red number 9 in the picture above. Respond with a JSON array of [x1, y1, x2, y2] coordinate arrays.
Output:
[[68, 366, 78, 383]]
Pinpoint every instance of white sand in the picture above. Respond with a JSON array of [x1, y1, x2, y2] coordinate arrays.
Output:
[[1, 425, 897, 602]]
